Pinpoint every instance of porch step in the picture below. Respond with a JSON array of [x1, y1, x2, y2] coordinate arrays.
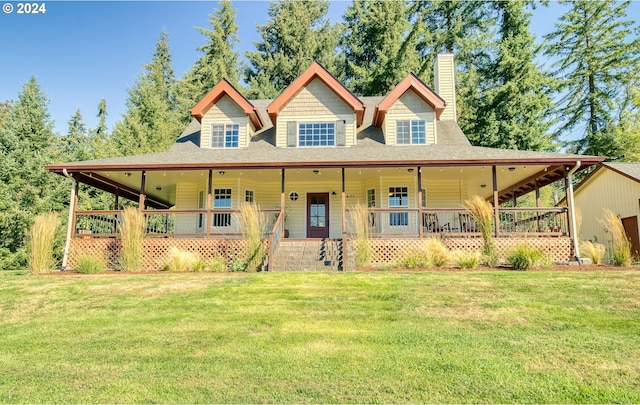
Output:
[[270, 239, 342, 271]]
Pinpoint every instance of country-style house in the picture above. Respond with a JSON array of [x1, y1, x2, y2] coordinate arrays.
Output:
[[46, 54, 604, 271]]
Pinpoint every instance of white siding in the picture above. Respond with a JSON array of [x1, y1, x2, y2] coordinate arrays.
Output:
[[382, 90, 437, 145], [201, 94, 252, 149], [276, 78, 357, 147]]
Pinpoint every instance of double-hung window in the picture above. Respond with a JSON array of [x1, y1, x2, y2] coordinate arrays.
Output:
[[213, 188, 232, 227], [298, 122, 335, 147], [211, 124, 239, 148], [388, 187, 408, 226], [396, 120, 426, 145]]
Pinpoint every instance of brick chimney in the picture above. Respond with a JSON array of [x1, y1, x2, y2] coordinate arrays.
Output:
[[434, 53, 456, 121]]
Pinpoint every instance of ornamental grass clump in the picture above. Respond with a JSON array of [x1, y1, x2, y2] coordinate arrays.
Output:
[[580, 240, 606, 265], [350, 203, 372, 266], [455, 250, 481, 269], [234, 203, 267, 272], [75, 254, 107, 274], [118, 207, 145, 272], [162, 247, 203, 272], [599, 209, 632, 266], [28, 212, 61, 274], [464, 195, 495, 259], [508, 245, 550, 270], [398, 238, 451, 269]]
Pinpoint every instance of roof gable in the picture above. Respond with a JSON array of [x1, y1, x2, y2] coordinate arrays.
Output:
[[266, 62, 366, 126], [373, 73, 446, 126], [190, 79, 264, 130]]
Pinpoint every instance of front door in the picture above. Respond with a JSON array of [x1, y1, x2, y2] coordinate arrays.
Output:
[[307, 193, 329, 238], [622, 216, 640, 258]]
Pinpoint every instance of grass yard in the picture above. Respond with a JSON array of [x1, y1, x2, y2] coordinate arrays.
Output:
[[0, 270, 639, 404]]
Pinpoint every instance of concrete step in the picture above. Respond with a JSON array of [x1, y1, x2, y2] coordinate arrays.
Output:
[[270, 239, 343, 271]]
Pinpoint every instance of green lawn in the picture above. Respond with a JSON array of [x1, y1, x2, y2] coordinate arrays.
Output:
[[1, 270, 639, 404]]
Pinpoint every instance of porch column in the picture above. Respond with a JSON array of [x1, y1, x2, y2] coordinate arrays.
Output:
[[566, 162, 582, 261], [113, 188, 120, 234], [512, 191, 518, 232], [206, 170, 212, 238], [341, 167, 347, 271], [62, 176, 79, 270], [280, 168, 286, 234], [417, 167, 423, 238], [535, 179, 541, 232], [492, 166, 500, 237], [138, 171, 146, 212], [564, 168, 575, 239]]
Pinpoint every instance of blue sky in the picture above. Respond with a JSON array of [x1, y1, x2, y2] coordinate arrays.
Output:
[[0, 1, 636, 136]]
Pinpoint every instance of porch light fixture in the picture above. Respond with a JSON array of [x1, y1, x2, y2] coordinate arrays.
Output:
[[332, 191, 337, 196], [509, 167, 516, 172], [219, 171, 225, 176], [155, 187, 162, 191], [124, 172, 131, 177], [408, 168, 414, 173], [313, 170, 320, 175]]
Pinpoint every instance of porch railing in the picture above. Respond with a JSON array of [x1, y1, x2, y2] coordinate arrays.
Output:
[[73, 208, 279, 238], [347, 207, 569, 238]]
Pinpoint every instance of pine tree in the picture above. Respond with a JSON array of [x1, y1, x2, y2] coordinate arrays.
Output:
[[63, 108, 90, 161], [112, 31, 182, 155], [545, 0, 640, 157], [339, 0, 419, 96], [614, 84, 640, 161], [177, 0, 241, 121], [469, 1, 556, 150], [0, 78, 66, 268], [244, 0, 342, 99]]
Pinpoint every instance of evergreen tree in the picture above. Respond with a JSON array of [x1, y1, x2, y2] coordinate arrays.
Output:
[[63, 108, 90, 161], [614, 84, 640, 161], [339, 0, 419, 96], [245, 0, 342, 99], [545, 0, 640, 157], [89, 98, 117, 159], [0, 78, 66, 268], [177, 0, 241, 120], [469, 1, 556, 150], [112, 31, 182, 155]]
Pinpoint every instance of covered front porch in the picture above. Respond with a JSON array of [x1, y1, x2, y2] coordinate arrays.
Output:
[[57, 161, 585, 271]]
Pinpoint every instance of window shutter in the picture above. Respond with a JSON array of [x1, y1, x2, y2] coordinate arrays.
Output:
[[287, 121, 297, 147], [336, 120, 346, 147]]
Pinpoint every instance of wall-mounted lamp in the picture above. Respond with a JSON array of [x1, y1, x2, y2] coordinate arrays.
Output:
[[219, 171, 225, 176], [313, 170, 320, 175], [331, 191, 337, 196], [124, 172, 131, 177], [508, 167, 516, 172], [408, 168, 414, 173], [155, 187, 162, 191]]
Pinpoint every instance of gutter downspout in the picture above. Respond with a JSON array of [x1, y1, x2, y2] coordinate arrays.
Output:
[[61, 169, 76, 270], [566, 161, 581, 263]]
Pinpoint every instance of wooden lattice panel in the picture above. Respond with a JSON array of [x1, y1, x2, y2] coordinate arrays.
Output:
[[68, 238, 252, 271], [362, 236, 572, 266]]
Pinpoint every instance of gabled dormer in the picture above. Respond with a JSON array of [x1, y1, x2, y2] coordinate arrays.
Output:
[[373, 73, 446, 146], [267, 62, 365, 148], [190, 79, 264, 149]]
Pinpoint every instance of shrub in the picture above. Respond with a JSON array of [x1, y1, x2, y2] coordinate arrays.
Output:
[[580, 241, 606, 265], [599, 209, 631, 267], [118, 207, 145, 272], [162, 247, 202, 272], [75, 254, 106, 274], [350, 203, 372, 266], [508, 245, 548, 270], [464, 195, 495, 257], [234, 203, 267, 272], [203, 255, 227, 272], [28, 212, 61, 274], [455, 250, 481, 269], [229, 258, 248, 272]]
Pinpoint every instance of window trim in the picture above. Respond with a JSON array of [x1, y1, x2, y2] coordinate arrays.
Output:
[[395, 119, 426, 145], [211, 123, 240, 149], [298, 122, 336, 148]]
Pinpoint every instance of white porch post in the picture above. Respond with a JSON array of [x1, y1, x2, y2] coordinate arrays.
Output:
[[417, 167, 423, 238], [565, 162, 582, 262], [61, 173, 78, 270], [206, 170, 212, 238], [341, 167, 348, 271], [492, 166, 500, 237]]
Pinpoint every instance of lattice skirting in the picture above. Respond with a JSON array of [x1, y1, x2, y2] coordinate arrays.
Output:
[[359, 237, 573, 266], [68, 238, 252, 271]]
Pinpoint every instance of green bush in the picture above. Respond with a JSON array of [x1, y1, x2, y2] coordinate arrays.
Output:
[[75, 255, 106, 274], [455, 250, 481, 269], [204, 255, 227, 272], [229, 258, 248, 272], [398, 239, 451, 269], [508, 245, 548, 270]]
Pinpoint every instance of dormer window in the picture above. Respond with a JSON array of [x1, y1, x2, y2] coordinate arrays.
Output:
[[299, 122, 335, 147], [211, 123, 239, 148], [396, 120, 426, 145]]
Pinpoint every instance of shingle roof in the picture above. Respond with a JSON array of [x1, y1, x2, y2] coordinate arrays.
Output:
[[603, 162, 640, 183], [48, 96, 601, 171]]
